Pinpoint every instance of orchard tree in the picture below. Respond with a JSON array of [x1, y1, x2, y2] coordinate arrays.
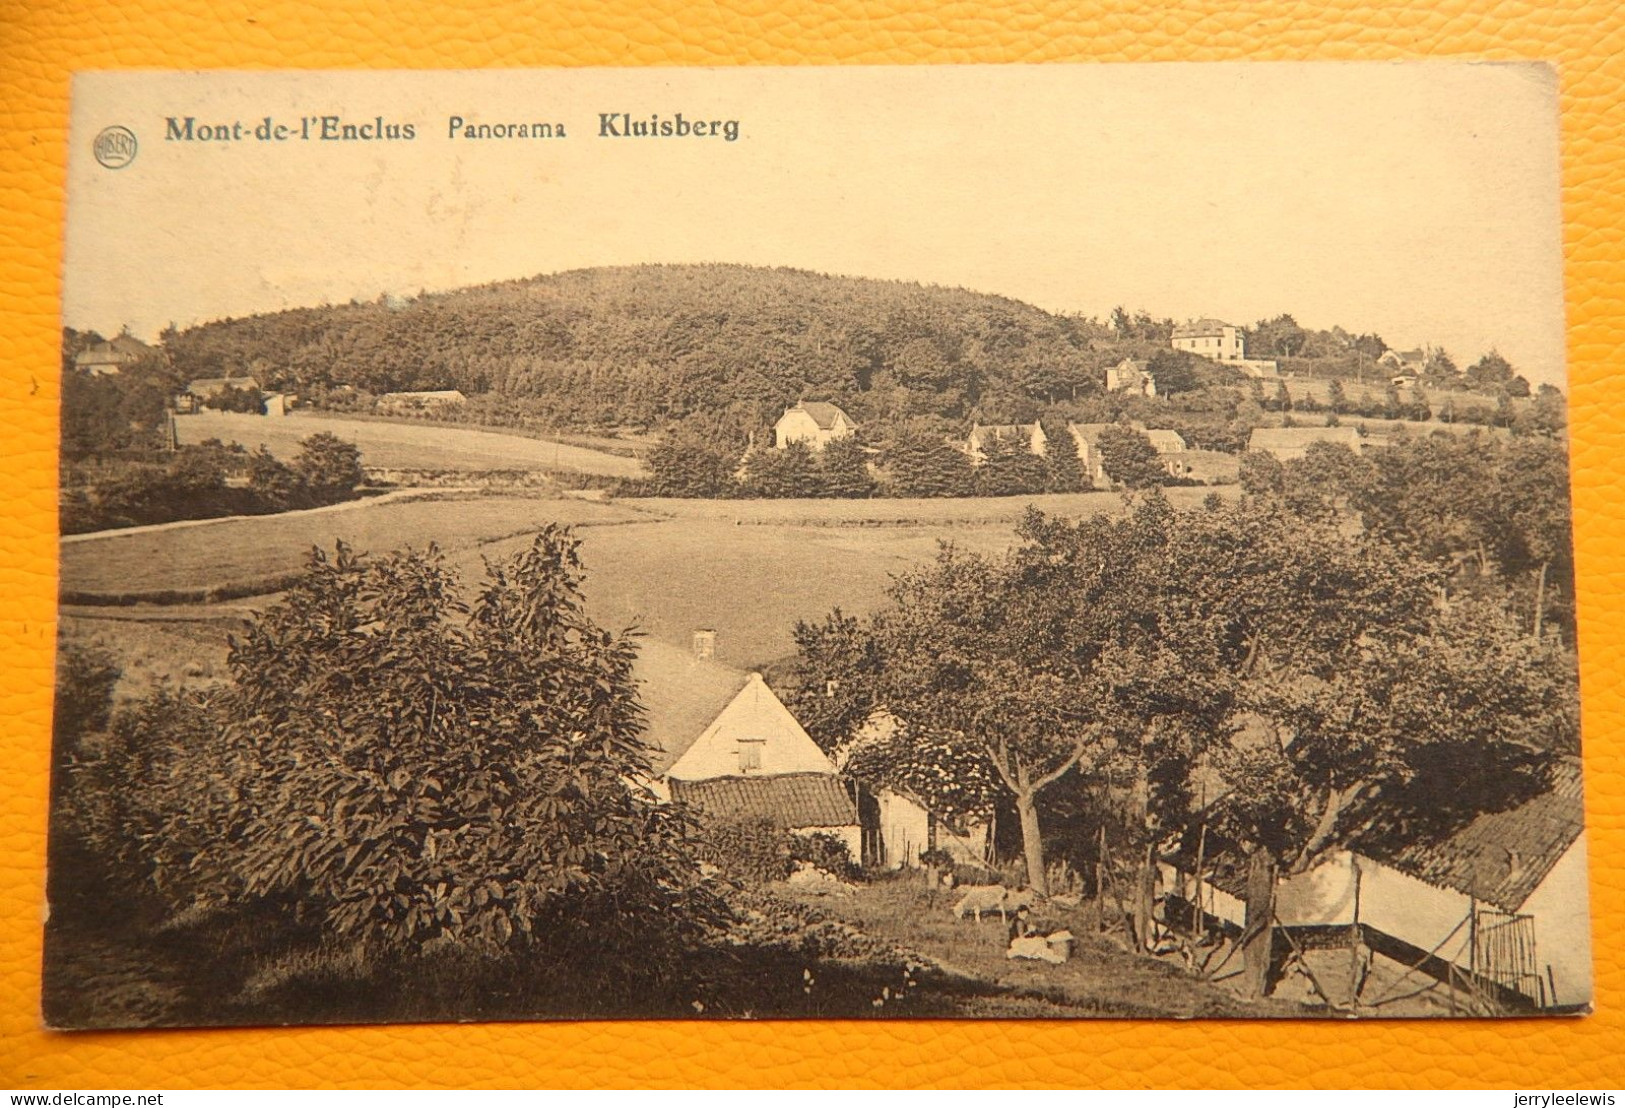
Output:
[[293, 432, 365, 505]]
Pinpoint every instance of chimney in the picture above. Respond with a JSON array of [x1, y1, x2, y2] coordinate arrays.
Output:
[[692, 628, 717, 660]]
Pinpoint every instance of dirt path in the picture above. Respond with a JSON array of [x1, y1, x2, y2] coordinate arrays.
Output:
[[62, 487, 474, 544]]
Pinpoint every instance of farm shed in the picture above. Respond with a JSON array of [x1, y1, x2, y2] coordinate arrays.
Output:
[[376, 389, 468, 415], [1160, 758, 1591, 1011], [843, 709, 990, 870], [872, 789, 989, 871]]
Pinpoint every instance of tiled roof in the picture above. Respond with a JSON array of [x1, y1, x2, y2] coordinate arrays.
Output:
[[790, 401, 853, 431], [670, 772, 859, 829], [1364, 758, 1583, 912], [1172, 318, 1234, 338]]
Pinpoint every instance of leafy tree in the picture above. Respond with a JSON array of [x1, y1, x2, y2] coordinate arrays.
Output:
[[818, 436, 874, 498], [1326, 378, 1347, 412], [1524, 383, 1567, 437], [246, 448, 303, 512], [52, 641, 120, 751], [1219, 595, 1567, 992], [1093, 425, 1166, 489], [646, 415, 746, 497], [1239, 451, 1286, 497], [1249, 315, 1308, 359], [882, 425, 972, 498], [1042, 425, 1084, 492], [972, 432, 1046, 498], [293, 432, 365, 505], [746, 440, 819, 498], [1146, 349, 1200, 395], [1466, 350, 1516, 392]]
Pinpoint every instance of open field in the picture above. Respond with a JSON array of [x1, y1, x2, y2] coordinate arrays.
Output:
[[62, 487, 1223, 667], [628, 485, 1228, 525], [60, 495, 651, 603], [175, 411, 648, 478]]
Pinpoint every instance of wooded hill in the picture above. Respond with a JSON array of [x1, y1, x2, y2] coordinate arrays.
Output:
[[162, 264, 1240, 429]]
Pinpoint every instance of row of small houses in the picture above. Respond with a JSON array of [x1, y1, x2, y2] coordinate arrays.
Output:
[[777, 400, 1372, 484], [775, 401, 1237, 485], [636, 632, 1590, 1013]]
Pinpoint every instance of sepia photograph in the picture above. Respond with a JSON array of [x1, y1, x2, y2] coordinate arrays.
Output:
[[48, 64, 1586, 1028]]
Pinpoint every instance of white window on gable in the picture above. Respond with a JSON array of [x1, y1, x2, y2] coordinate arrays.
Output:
[[738, 738, 765, 774]]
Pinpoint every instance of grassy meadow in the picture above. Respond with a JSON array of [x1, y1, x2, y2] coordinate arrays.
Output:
[[60, 495, 651, 603], [175, 411, 648, 478], [63, 486, 1228, 670]]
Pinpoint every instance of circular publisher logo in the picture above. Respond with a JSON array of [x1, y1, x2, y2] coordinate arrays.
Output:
[[93, 126, 138, 169]]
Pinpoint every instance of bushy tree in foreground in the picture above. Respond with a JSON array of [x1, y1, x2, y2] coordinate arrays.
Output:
[[143, 528, 718, 963]]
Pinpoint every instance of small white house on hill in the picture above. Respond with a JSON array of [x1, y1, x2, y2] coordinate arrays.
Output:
[[774, 401, 856, 451], [1106, 358, 1157, 397], [965, 422, 1047, 465]]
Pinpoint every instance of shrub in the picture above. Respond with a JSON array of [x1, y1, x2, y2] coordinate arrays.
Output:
[[695, 816, 793, 884], [789, 831, 862, 881]]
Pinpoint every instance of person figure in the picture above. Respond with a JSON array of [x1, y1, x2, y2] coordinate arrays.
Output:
[[1006, 905, 1075, 965], [1007, 905, 1038, 946]]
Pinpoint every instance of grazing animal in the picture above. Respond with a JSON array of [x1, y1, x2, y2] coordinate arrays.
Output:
[[952, 884, 1034, 922]]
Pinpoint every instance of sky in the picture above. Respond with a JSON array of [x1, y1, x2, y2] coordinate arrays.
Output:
[[64, 63, 1567, 387]]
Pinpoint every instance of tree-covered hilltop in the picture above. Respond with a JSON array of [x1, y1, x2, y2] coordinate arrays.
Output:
[[161, 264, 1167, 428]]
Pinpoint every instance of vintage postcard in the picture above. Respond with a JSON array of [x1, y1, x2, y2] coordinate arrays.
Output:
[[49, 64, 1586, 1028]]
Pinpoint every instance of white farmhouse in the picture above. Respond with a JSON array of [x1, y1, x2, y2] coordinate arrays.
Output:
[[964, 421, 1047, 465], [639, 640, 861, 858], [774, 401, 856, 451], [1106, 358, 1157, 397]]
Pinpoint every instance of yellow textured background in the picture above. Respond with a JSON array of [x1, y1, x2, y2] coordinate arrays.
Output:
[[2, 0, 1622, 1089]]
